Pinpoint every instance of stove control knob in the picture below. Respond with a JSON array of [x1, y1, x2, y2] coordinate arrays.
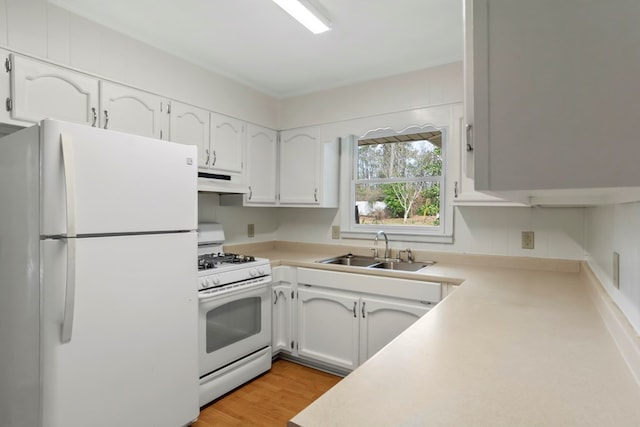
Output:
[[213, 275, 221, 285], [200, 278, 207, 289], [257, 266, 265, 275], [249, 268, 257, 277]]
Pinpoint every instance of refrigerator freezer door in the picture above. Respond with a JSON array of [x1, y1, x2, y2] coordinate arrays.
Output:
[[41, 232, 198, 427], [40, 119, 197, 236]]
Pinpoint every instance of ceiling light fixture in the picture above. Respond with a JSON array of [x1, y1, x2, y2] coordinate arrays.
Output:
[[272, 0, 331, 34]]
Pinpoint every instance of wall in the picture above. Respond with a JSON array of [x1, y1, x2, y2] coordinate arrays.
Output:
[[0, 0, 279, 127], [585, 204, 640, 333], [0, 1, 588, 262]]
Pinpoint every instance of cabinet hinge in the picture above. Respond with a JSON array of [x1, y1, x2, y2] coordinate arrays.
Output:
[[167, 103, 171, 114], [160, 130, 163, 140], [4, 57, 11, 73], [160, 101, 163, 113], [5, 97, 12, 112], [291, 340, 294, 350], [291, 290, 294, 299]]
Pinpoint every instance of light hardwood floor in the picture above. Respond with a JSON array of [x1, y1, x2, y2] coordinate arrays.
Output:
[[193, 359, 342, 426]]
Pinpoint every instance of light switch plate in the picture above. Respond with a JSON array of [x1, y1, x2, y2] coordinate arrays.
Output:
[[247, 223, 255, 238], [521, 231, 534, 249], [331, 225, 340, 239]]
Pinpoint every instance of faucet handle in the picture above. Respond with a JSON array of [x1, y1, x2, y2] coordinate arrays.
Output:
[[397, 249, 406, 262], [370, 247, 378, 258], [406, 248, 414, 262]]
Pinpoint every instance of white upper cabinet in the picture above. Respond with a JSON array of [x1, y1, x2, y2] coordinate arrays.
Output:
[[7, 53, 99, 127], [209, 112, 244, 174], [466, 0, 640, 205], [451, 103, 523, 206], [169, 101, 210, 168], [99, 81, 169, 140], [245, 124, 278, 205], [279, 127, 339, 207]]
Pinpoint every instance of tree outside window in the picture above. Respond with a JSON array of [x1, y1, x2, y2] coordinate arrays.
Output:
[[354, 131, 443, 229]]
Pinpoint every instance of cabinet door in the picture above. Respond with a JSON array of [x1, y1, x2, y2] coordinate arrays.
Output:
[[10, 54, 99, 126], [245, 124, 277, 205], [359, 296, 430, 364], [169, 101, 210, 169], [297, 286, 359, 371], [272, 283, 293, 354], [452, 104, 523, 206], [209, 112, 244, 174], [279, 128, 320, 205], [468, 0, 640, 193], [100, 81, 168, 140]]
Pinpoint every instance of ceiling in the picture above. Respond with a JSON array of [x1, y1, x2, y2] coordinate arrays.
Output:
[[48, 0, 463, 98]]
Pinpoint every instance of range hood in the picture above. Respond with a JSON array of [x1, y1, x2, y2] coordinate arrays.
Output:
[[197, 172, 249, 194]]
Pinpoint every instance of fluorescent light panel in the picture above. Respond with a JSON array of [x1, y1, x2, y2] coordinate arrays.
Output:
[[272, 0, 331, 34]]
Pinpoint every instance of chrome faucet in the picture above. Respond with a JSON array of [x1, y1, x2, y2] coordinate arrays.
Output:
[[374, 231, 390, 260]]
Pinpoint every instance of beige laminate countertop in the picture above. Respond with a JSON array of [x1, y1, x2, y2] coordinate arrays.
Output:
[[226, 242, 640, 426]]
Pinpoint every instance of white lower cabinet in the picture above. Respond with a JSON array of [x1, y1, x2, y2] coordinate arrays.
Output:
[[272, 282, 294, 355], [359, 296, 430, 362], [297, 286, 360, 371], [293, 268, 440, 372]]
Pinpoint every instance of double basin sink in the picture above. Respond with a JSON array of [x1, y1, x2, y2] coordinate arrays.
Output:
[[317, 253, 435, 272]]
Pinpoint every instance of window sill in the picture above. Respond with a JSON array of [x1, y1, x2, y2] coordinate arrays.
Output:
[[340, 230, 453, 244]]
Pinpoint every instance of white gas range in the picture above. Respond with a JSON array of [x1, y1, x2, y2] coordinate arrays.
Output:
[[196, 224, 272, 407]]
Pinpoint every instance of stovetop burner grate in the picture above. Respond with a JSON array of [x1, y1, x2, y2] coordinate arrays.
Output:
[[198, 252, 257, 271]]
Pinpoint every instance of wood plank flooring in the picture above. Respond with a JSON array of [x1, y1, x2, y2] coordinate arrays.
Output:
[[193, 359, 342, 426]]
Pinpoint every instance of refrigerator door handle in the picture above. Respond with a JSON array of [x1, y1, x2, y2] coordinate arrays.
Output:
[[61, 238, 76, 343], [60, 132, 77, 343]]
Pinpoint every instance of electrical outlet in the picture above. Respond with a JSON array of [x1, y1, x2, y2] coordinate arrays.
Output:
[[521, 231, 534, 249], [331, 225, 340, 239], [613, 252, 620, 289], [247, 223, 255, 238]]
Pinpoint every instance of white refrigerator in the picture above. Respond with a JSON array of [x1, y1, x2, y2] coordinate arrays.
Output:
[[0, 120, 199, 427]]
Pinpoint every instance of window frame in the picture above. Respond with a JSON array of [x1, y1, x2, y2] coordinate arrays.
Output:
[[340, 124, 454, 244]]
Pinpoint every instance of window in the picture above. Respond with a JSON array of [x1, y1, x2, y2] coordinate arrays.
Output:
[[341, 125, 452, 243]]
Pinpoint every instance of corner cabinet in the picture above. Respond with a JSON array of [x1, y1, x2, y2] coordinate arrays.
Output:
[[5, 53, 99, 127], [279, 127, 339, 207], [99, 81, 169, 140], [465, 0, 640, 205]]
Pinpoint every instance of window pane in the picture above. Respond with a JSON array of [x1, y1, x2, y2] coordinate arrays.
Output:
[[354, 181, 440, 227], [357, 140, 442, 180]]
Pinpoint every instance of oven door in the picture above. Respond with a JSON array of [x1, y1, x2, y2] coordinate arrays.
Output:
[[198, 280, 271, 376]]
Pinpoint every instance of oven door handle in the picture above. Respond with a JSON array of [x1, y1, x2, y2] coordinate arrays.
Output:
[[198, 277, 271, 302]]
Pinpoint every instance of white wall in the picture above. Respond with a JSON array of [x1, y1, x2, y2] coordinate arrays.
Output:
[[585, 203, 640, 333], [0, 1, 588, 263], [0, 0, 279, 127]]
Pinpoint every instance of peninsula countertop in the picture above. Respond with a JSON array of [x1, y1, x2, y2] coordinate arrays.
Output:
[[225, 241, 640, 426]]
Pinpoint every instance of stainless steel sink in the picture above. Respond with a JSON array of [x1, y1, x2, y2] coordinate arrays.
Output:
[[318, 254, 380, 267], [369, 261, 434, 272], [317, 254, 435, 271]]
